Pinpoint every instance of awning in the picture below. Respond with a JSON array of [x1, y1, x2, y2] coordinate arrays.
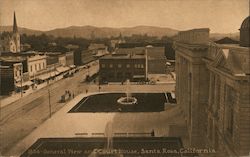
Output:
[[69, 65, 76, 69], [37, 71, 58, 80], [56, 66, 70, 73], [16, 81, 33, 87], [133, 75, 145, 78]]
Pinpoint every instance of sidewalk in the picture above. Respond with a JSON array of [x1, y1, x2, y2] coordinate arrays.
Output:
[[0, 73, 68, 108], [0, 64, 98, 109], [0, 81, 50, 108]]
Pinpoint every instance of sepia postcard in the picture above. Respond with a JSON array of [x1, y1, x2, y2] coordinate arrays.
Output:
[[0, 0, 249, 156]]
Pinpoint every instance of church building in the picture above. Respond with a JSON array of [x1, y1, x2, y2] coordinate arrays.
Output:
[[0, 12, 21, 53]]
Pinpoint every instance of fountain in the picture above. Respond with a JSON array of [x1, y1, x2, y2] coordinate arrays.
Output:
[[88, 121, 123, 157], [105, 121, 113, 150], [117, 79, 137, 105]]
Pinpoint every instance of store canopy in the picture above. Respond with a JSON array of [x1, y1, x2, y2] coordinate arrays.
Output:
[[37, 71, 58, 80], [16, 81, 33, 87], [133, 75, 145, 78], [56, 66, 70, 73], [69, 65, 76, 69]]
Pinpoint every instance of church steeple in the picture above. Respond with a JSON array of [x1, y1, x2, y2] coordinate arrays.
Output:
[[13, 11, 18, 33]]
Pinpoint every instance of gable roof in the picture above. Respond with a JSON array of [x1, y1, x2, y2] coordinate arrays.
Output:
[[212, 47, 249, 77], [215, 37, 239, 44]]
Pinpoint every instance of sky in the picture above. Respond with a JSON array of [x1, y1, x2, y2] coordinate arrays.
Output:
[[0, 0, 249, 33]]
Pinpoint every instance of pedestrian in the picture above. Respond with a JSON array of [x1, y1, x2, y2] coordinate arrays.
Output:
[[86, 89, 88, 93]]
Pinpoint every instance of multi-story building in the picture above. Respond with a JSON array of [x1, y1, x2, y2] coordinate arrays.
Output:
[[0, 12, 20, 53], [116, 46, 168, 74], [0, 66, 15, 95], [65, 51, 74, 66], [74, 49, 95, 65], [27, 54, 47, 79], [174, 16, 250, 156], [99, 53, 146, 83], [0, 56, 31, 95]]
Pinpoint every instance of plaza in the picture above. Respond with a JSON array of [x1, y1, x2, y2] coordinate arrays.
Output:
[[5, 83, 189, 157]]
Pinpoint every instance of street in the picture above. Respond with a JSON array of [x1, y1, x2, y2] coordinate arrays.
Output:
[[0, 61, 175, 155], [0, 63, 98, 155]]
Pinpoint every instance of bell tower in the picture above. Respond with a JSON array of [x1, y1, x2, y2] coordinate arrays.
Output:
[[12, 11, 20, 52]]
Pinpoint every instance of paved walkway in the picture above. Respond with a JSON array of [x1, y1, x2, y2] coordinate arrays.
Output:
[[6, 92, 187, 156]]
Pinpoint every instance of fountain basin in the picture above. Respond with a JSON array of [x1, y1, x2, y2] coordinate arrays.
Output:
[[117, 97, 137, 105]]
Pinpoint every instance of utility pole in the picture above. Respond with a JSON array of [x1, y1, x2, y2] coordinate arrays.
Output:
[[47, 66, 53, 118], [48, 88, 52, 118], [145, 48, 148, 82], [21, 64, 23, 97]]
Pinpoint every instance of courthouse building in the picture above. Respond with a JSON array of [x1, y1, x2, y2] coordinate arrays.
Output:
[[174, 16, 250, 156]]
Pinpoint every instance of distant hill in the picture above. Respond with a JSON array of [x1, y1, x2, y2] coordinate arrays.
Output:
[[0, 25, 239, 40], [45, 25, 179, 38], [0, 26, 43, 36], [210, 32, 240, 41], [1, 25, 178, 38]]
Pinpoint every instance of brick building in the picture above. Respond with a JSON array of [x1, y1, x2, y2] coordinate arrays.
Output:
[[116, 46, 167, 74], [174, 18, 250, 157], [0, 66, 15, 95], [74, 49, 95, 66], [99, 53, 146, 83]]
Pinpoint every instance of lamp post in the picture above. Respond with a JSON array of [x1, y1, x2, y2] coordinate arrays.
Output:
[[20, 64, 23, 97], [48, 88, 52, 118], [145, 48, 148, 81], [47, 66, 53, 118]]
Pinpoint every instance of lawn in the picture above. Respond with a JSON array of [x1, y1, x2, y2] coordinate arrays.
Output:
[[69, 93, 166, 112]]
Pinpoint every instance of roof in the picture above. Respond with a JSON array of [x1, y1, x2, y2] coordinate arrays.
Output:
[[88, 43, 106, 50], [211, 44, 250, 76], [0, 56, 26, 63], [101, 53, 145, 59], [215, 37, 239, 44], [116, 47, 145, 54], [13, 11, 18, 33], [0, 65, 11, 69], [240, 16, 250, 29]]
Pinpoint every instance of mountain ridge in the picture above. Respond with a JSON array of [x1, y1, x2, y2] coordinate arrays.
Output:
[[0, 25, 239, 40]]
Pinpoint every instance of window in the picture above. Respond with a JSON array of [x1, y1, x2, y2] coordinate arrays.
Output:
[[118, 64, 122, 68], [35, 64, 37, 71], [39, 64, 41, 70], [109, 64, 113, 68], [227, 107, 234, 135], [225, 85, 235, 136], [134, 64, 138, 68], [101, 64, 105, 68], [141, 64, 144, 68], [126, 64, 130, 68], [30, 65, 33, 72]]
